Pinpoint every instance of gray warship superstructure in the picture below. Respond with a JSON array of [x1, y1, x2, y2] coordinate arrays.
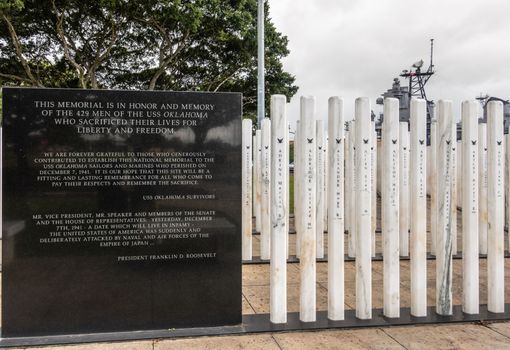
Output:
[[476, 95, 510, 133], [375, 39, 436, 141], [374, 39, 510, 140]]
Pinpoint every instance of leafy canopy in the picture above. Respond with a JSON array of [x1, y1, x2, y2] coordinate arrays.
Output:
[[0, 0, 298, 119]]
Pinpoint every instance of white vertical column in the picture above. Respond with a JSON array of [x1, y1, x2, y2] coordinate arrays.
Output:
[[436, 100, 454, 316], [355, 97, 372, 319], [300, 96, 317, 322], [316, 120, 325, 258], [377, 133, 382, 197], [348, 121, 357, 258], [427, 142, 431, 194], [345, 128, 351, 253], [270, 95, 288, 323], [506, 133, 510, 234], [430, 121, 438, 255], [327, 97, 345, 320], [371, 123, 377, 257], [255, 130, 262, 233], [295, 121, 301, 258], [242, 119, 253, 260], [506, 134, 510, 246], [260, 118, 271, 260], [479, 123, 488, 255], [410, 98, 427, 317], [382, 98, 400, 318], [399, 122, 410, 257], [451, 132, 458, 255], [455, 139, 463, 253], [323, 143, 328, 233], [286, 123, 290, 258], [461, 100, 479, 314], [487, 100, 505, 313], [457, 139, 463, 212]]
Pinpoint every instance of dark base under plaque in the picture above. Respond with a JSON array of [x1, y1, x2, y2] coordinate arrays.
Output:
[[1, 305, 510, 348]]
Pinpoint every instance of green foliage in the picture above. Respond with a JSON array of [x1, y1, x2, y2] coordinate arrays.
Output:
[[0, 0, 24, 11], [0, 0, 298, 117]]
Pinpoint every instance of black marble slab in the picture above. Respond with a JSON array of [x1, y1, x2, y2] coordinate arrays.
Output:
[[2, 87, 242, 337]]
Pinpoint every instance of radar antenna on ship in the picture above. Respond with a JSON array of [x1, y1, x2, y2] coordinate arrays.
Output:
[[400, 39, 435, 107]]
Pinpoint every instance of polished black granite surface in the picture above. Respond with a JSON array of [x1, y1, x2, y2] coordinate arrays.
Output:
[[2, 88, 242, 337]]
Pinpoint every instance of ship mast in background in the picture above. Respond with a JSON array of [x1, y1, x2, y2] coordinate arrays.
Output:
[[376, 39, 436, 141], [400, 38, 435, 119]]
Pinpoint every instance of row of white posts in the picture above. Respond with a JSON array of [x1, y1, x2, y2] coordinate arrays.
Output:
[[241, 95, 507, 323]]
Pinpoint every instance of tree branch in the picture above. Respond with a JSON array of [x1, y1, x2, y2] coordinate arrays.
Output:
[[51, 0, 86, 88], [0, 71, 33, 84], [88, 24, 118, 89], [213, 68, 239, 92], [1, 13, 44, 87], [148, 30, 190, 90], [242, 96, 256, 107]]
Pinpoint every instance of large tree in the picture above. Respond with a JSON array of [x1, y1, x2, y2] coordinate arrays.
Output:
[[0, 0, 298, 118]]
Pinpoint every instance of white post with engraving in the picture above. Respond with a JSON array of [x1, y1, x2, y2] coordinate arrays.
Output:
[[399, 122, 410, 257], [295, 121, 301, 258], [430, 121, 438, 255], [457, 138, 463, 220], [487, 101, 505, 313], [299, 96, 317, 322], [382, 98, 400, 318], [455, 139, 462, 252], [479, 123, 488, 255], [242, 119, 253, 260], [255, 130, 262, 234], [507, 134, 510, 247], [436, 100, 454, 316], [451, 133, 458, 255], [345, 127, 351, 255], [316, 120, 325, 259], [355, 98, 372, 319], [327, 97, 345, 320], [348, 121, 357, 258], [286, 122, 290, 258], [270, 95, 288, 323], [323, 142, 328, 233], [285, 124, 290, 259], [371, 122, 377, 257], [260, 118, 271, 260], [410, 98, 427, 317], [506, 133, 510, 237], [461, 100, 479, 315]]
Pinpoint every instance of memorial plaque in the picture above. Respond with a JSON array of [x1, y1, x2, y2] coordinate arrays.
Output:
[[2, 88, 242, 337]]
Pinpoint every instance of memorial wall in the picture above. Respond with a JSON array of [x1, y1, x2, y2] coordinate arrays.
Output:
[[2, 88, 242, 336]]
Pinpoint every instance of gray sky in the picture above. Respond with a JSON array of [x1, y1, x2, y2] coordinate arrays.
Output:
[[268, 0, 510, 132]]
